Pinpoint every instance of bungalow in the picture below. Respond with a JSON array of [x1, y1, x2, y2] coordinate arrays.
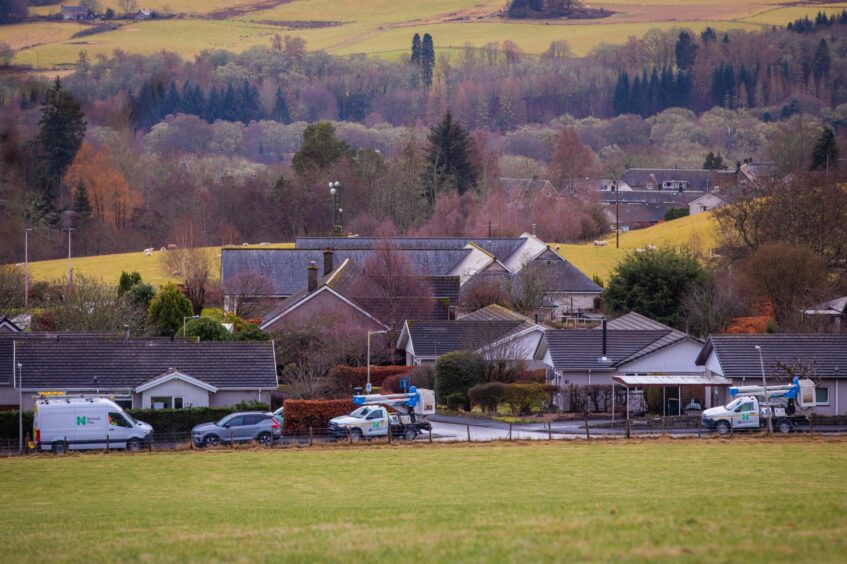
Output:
[[695, 334, 847, 415], [397, 305, 546, 367], [802, 296, 847, 333], [0, 337, 277, 411], [61, 4, 90, 20], [536, 313, 715, 412], [688, 192, 728, 215]]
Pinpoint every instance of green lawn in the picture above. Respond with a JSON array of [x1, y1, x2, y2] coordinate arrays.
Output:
[[1, 440, 846, 561]]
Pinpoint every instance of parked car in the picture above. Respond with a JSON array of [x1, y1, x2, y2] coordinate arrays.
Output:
[[34, 396, 153, 454], [192, 412, 280, 447]]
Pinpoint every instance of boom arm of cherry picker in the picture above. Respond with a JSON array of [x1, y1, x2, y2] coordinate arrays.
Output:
[[352, 386, 436, 415], [729, 377, 817, 407]]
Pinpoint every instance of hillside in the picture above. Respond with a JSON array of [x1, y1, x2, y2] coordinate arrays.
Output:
[[23, 213, 715, 286], [6, 0, 843, 69]]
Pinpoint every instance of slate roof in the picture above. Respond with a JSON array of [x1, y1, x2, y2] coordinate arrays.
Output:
[[460, 304, 533, 322], [294, 237, 526, 262], [695, 334, 847, 379], [523, 258, 603, 294], [222, 248, 469, 296], [11, 339, 278, 390], [403, 320, 525, 357], [621, 168, 736, 192], [599, 191, 703, 206], [601, 312, 696, 360], [0, 332, 124, 385], [542, 329, 673, 371]]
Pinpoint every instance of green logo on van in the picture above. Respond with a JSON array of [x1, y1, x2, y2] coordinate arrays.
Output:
[[76, 416, 87, 425]]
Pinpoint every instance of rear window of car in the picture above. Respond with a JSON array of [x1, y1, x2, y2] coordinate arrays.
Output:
[[244, 415, 266, 425]]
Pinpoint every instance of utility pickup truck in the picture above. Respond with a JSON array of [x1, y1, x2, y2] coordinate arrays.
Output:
[[702, 377, 818, 435], [328, 387, 435, 441]]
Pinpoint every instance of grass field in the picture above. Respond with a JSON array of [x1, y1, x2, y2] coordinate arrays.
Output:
[[22, 213, 714, 285], [1, 440, 846, 561], [6, 0, 841, 69]]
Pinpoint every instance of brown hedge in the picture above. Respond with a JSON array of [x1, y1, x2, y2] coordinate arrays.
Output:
[[327, 365, 412, 395], [282, 399, 355, 433]]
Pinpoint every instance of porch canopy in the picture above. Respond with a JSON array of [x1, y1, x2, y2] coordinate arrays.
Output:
[[612, 374, 731, 387], [612, 374, 732, 418]]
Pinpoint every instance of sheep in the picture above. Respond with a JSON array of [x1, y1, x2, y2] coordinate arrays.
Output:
[[145, 250, 153, 257], [258, 242, 270, 246], [159, 247, 167, 252], [593, 240, 609, 247], [241, 242, 250, 246], [647, 244, 657, 251], [167, 243, 177, 250], [635, 248, 646, 254]]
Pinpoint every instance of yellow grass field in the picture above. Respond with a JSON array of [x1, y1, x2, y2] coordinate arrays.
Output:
[[23, 213, 715, 286], [6, 0, 841, 69]]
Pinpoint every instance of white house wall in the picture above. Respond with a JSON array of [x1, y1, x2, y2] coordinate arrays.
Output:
[[210, 390, 271, 407], [618, 340, 705, 375], [140, 379, 210, 409]]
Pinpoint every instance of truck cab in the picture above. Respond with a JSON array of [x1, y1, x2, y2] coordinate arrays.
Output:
[[329, 407, 390, 439]]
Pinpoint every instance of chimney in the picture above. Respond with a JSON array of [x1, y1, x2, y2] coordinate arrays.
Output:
[[307, 261, 319, 292], [534, 313, 538, 324], [597, 319, 612, 365], [323, 247, 334, 276]]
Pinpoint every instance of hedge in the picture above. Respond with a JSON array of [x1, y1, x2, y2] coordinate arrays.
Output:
[[0, 411, 33, 440], [126, 408, 236, 434], [282, 399, 354, 433]]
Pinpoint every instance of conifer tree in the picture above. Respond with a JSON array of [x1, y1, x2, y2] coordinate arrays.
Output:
[[421, 33, 435, 90], [810, 127, 839, 171], [423, 111, 477, 206], [410, 33, 422, 65], [273, 87, 291, 123], [73, 181, 92, 223], [612, 71, 629, 115]]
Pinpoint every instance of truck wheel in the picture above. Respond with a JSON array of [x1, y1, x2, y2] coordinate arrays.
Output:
[[403, 429, 417, 441], [716, 421, 731, 436], [777, 420, 794, 434], [256, 432, 272, 446], [126, 438, 143, 452], [203, 435, 220, 448], [350, 428, 363, 442], [52, 441, 67, 455]]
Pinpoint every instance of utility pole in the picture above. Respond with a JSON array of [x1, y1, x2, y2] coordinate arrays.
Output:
[[17, 363, 23, 454], [24, 228, 32, 308], [755, 345, 773, 434], [614, 179, 620, 249], [63, 227, 75, 288]]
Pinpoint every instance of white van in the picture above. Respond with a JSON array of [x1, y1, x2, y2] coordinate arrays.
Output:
[[34, 397, 153, 454]]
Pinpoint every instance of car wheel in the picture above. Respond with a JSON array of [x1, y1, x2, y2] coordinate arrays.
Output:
[[350, 428, 364, 442], [403, 428, 417, 441], [126, 438, 143, 452], [256, 432, 272, 446], [777, 420, 794, 434], [52, 441, 67, 455], [716, 421, 731, 436], [203, 435, 220, 448]]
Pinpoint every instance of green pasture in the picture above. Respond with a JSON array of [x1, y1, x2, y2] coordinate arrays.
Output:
[[0, 440, 845, 561]]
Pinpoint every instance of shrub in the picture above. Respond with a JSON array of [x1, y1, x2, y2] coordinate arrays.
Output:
[[282, 399, 354, 432], [0, 411, 33, 440], [502, 383, 556, 415], [468, 382, 508, 413], [381, 366, 435, 393], [233, 400, 270, 412], [125, 407, 235, 434], [326, 365, 411, 396], [435, 351, 486, 404], [148, 283, 193, 336], [183, 316, 231, 340], [445, 393, 469, 412]]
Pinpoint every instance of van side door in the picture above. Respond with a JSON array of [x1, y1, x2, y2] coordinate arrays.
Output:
[[364, 409, 387, 437], [73, 406, 107, 449], [107, 411, 134, 447], [734, 400, 759, 429]]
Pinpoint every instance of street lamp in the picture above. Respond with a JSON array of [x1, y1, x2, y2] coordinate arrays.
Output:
[[183, 315, 200, 338], [612, 179, 621, 249], [24, 228, 32, 308], [329, 181, 342, 236], [754, 345, 773, 434], [63, 227, 75, 288], [16, 363, 23, 454], [366, 329, 389, 393]]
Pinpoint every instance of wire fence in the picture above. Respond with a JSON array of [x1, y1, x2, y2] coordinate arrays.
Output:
[[0, 416, 840, 457]]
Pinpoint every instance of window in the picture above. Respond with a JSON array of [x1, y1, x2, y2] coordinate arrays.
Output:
[[150, 396, 184, 410], [225, 416, 244, 427], [815, 387, 829, 405], [367, 410, 384, 420], [243, 415, 262, 425], [738, 402, 755, 413], [108, 412, 132, 428]]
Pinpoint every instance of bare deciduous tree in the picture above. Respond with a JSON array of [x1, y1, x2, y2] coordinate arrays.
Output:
[[159, 246, 212, 315], [0, 265, 24, 315], [33, 274, 145, 332], [118, 0, 137, 17], [682, 272, 746, 338], [222, 270, 275, 320]]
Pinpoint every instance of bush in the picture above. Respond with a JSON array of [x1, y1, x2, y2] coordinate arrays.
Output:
[[282, 399, 354, 432], [125, 407, 235, 434], [445, 393, 469, 412], [233, 400, 270, 412], [148, 283, 193, 336], [502, 383, 556, 415], [183, 316, 231, 341], [381, 366, 436, 393], [435, 351, 487, 404], [663, 207, 689, 221], [0, 411, 33, 440], [326, 365, 411, 396], [468, 382, 508, 413]]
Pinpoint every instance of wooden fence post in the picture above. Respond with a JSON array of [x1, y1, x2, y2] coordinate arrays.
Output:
[[309, 426, 313, 446], [24, 432, 30, 455], [348, 429, 353, 445], [387, 424, 392, 444], [548, 421, 552, 441], [466, 425, 471, 442], [105, 434, 109, 454], [428, 427, 432, 443], [625, 419, 631, 439], [697, 416, 702, 438], [64, 435, 68, 454], [509, 423, 512, 441], [584, 416, 590, 440]]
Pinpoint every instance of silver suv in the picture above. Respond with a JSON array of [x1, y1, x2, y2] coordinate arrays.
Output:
[[192, 412, 281, 447]]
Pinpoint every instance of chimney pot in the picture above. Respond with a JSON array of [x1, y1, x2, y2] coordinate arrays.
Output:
[[323, 247, 334, 276], [307, 261, 319, 292]]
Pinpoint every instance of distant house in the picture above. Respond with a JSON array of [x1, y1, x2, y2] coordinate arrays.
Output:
[[602, 202, 670, 231], [620, 168, 735, 192], [688, 191, 728, 215], [536, 313, 714, 412], [600, 181, 706, 231], [61, 4, 89, 20], [135, 8, 153, 19], [803, 296, 847, 333], [397, 305, 545, 366], [0, 337, 277, 410], [0, 316, 22, 333], [696, 334, 847, 415]]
